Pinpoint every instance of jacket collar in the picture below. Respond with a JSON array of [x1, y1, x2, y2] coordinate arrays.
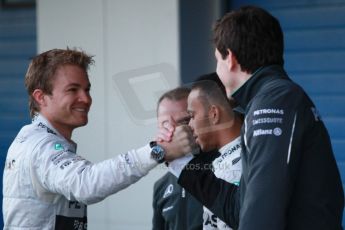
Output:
[[232, 65, 288, 111], [32, 114, 77, 148], [219, 136, 241, 156]]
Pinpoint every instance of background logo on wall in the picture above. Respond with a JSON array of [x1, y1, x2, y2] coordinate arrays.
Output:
[[112, 63, 177, 125]]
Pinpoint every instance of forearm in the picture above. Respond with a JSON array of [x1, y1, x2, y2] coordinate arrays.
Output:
[[35, 144, 157, 204], [178, 156, 240, 228]]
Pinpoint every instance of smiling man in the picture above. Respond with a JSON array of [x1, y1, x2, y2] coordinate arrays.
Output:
[[32, 64, 91, 140], [2, 48, 196, 230]]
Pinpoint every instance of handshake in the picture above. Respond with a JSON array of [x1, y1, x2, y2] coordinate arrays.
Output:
[[154, 119, 199, 162]]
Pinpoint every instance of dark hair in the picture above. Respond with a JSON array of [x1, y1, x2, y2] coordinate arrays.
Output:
[[157, 87, 191, 112], [213, 6, 284, 73], [191, 73, 232, 114], [25, 48, 94, 117], [194, 72, 227, 97]]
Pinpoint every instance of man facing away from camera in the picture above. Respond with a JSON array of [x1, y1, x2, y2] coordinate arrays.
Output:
[[161, 6, 344, 230]]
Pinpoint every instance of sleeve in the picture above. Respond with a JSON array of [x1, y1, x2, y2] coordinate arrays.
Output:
[[152, 180, 165, 230], [31, 141, 157, 205], [178, 152, 240, 229], [168, 153, 194, 177], [238, 90, 300, 230]]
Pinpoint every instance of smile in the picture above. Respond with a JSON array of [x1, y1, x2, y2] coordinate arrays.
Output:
[[73, 108, 88, 113]]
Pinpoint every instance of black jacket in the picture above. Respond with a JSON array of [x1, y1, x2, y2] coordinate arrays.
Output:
[[178, 65, 344, 230], [152, 172, 203, 230]]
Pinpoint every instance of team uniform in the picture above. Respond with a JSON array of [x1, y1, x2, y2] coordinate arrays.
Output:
[[3, 114, 157, 230], [178, 65, 344, 229], [203, 137, 241, 230], [152, 172, 203, 230]]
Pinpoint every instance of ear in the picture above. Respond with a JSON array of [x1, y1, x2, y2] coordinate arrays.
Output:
[[226, 49, 239, 71], [32, 89, 47, 108], [209, 105, 220, 125]]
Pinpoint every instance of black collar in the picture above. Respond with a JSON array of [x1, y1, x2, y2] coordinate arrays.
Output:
[[232, 65, 289, 111]]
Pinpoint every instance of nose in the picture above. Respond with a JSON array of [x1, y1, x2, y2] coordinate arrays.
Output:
[[78, 90, 92, 105]]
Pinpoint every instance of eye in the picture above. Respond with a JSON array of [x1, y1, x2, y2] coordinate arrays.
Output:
[[67, 88, 78, 92]]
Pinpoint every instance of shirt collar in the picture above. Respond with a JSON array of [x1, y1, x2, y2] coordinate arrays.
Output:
[[219, 136, 241, 156]]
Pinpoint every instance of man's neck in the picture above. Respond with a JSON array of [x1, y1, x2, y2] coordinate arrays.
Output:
[[229, 70, 252, 96], [38, 113, 73, 141]]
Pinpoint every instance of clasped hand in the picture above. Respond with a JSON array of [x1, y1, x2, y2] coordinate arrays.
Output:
[[155, 117, 198, 162]]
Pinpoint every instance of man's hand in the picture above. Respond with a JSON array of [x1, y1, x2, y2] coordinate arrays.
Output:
[[155, 115, 175, 142], [159, 125, 198, 162], [155, 121, 174, 142]]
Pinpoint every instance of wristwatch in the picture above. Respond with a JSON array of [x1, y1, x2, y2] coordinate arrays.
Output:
[[150, 141, 166, 163]]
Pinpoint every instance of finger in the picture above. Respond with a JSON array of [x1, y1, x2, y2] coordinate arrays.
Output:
[[169, 115, 177, 127], [173, 126, 186, 142], [156, 128, 173, 142], [162, 120, 175, 132], [175, 125, 193, 139]]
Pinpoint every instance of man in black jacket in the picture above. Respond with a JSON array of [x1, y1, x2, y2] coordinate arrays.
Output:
[[164, 6, 344, 230]]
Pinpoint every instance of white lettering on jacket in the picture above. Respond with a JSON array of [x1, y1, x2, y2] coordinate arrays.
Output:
[[252, 117, 283, 125], [253, 109, 284, 116], [253, 127, 283, 137]]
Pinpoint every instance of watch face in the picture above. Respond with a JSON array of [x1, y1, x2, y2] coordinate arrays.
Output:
[[151, 145, 165, 162]]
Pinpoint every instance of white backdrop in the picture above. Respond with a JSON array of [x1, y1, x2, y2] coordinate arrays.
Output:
[[37, 0, 179, 229]]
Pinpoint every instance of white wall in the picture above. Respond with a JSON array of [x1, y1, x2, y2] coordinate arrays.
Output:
[[37, 0, 179, 229]]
